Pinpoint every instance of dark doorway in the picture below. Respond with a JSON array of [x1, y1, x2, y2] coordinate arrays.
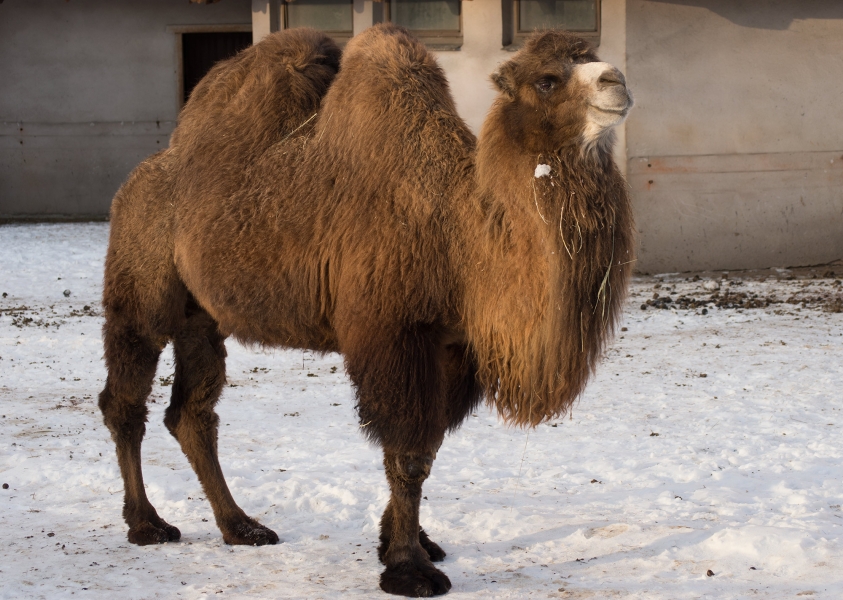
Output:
[[182, 31, 252, 105]]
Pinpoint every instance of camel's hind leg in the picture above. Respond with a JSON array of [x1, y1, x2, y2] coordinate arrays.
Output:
[[99, 320, 180, 545], [163, 298, 278, 546]]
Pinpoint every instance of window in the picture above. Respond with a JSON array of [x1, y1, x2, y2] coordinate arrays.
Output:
[[505, 0, 600, 49], [182, 32, 253, 105], [384, 0, 462, 50], [283, 0, 354, 44], [168, 25, 253, 110]]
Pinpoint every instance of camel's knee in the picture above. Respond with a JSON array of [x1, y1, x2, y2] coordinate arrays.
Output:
[[102, 321, 161, 371], [400, 455, 432, 481], [164, 350, 226, 439], [162, 402, 181, 438], [387, 452, 435, 486], [171, 365, 226, 409], [98, 385, 149, 443], [99, 326, 159, 434], [164, 401, 220, 442]]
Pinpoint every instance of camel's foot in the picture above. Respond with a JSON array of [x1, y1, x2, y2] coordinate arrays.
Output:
[[221, 517, 279, 546], [419, 528, 446, 563], [127, 519, 181, 546], [380, 562, 452, 597], [379, 528, 446, 564]]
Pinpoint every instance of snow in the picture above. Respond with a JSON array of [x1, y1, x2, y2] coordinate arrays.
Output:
[[1, 222, 842, 599], [534, 164, 552, 178]]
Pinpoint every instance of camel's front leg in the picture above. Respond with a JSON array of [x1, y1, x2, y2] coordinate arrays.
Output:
[[340, 321, 470, 595], [378, 450, 451, 597]]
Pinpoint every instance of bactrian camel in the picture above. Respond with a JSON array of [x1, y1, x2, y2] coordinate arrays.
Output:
[[98, 24, 634, 597]]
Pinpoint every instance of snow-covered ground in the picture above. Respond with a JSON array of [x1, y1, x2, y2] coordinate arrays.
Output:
[[1, 222, 842, 599]]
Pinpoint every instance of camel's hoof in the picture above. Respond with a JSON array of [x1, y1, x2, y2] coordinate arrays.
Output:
[[419, 529, 446, 563], [380, 562, 451, 597], [127, 521, 181, 545], [222, 520, 279, 546]]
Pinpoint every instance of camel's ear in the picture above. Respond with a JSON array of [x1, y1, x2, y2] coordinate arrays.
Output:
[[491, 60, 518, 99]]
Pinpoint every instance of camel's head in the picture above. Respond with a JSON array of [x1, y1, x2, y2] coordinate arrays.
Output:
[[491, 30, 633, 155]]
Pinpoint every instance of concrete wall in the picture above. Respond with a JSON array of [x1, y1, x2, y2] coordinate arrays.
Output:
[[625, 0, 843, 272], [0, 0, 251, 217]]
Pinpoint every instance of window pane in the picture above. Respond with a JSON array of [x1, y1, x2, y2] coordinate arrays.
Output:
[[390, 0, 460, 32], [183, 32, 252, 105], [287, 0, 353, 33], [519, 0, 596, 32]]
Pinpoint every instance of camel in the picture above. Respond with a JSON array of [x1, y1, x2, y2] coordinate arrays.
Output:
[[98, 24, 634, 597]]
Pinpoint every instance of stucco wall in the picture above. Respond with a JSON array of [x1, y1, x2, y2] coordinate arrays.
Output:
[[0, 0, 251, 217], [626, 0, 843, 272]]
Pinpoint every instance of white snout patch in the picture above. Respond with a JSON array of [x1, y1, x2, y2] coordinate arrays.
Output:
[[573, 61, 634, 155], [534, 164, 552, 178], [574, 61, 620, 87]]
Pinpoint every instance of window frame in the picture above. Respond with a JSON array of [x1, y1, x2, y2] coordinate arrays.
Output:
[[383, 0, 463, 51], [505, 0, 601, 50], [281, 0, 355, 46]]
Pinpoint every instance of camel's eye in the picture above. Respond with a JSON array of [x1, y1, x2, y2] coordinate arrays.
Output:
[[534, 77, 556, 94]]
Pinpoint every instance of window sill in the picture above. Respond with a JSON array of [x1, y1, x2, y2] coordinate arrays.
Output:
[[166, 24, 252, 34], [325, 33, 354, 47], [505, 31, 600, 51], [414, 35, 463, 51]]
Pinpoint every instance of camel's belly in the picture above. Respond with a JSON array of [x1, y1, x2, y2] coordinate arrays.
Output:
[[174, 233, 338, 352]]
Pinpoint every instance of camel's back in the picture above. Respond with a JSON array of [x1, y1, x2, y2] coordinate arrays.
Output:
[[128, 26, 473, 347]]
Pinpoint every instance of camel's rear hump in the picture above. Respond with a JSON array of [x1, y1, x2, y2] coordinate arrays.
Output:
[[171, 27, 341, 166]]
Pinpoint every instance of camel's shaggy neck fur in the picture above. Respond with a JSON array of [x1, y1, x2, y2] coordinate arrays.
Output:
[[467, 107, 633, 426], [463, 31, 634, 426]]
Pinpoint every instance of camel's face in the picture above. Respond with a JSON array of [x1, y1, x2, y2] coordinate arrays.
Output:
[[573, 61, 634, 147], [492, 31, 634, 154]]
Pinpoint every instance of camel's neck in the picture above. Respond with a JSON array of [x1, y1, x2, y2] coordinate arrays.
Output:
[[461, 110, 634, 427]]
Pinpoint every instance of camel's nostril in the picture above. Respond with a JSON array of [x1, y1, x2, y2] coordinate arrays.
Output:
[[598, 70, 625, 89]]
